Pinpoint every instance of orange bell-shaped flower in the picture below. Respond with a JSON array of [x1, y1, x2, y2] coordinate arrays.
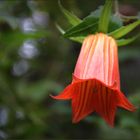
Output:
[[52, 33, 136, 127]]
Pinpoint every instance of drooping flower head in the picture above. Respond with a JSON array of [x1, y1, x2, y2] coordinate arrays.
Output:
[[52, 33, 136, 127]]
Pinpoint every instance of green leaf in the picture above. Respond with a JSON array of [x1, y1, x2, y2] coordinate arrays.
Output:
[[109, 20, 140, 39], [64, 17, 98, 37], [58, 0, 81, 26], [55, 23, 65, 34], [117, 34, 140, 46], [88, 6, 122, 32], [63, 7, 102, 38], [98, 0, 113, 33], [109, 14, 123, 32], [55, 24, 84, 43], [63, 6, 122, 38], [70, 36, 84, 43]]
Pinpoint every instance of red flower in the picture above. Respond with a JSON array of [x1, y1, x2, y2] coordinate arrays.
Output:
[[52, 33, 136, 127]]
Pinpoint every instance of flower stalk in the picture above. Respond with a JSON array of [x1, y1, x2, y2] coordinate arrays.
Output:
[[98, 0, 113, 33]]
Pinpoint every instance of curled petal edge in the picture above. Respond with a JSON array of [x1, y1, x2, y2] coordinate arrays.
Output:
[[51, 77, 136, 126], [51, 77, 136, 111]]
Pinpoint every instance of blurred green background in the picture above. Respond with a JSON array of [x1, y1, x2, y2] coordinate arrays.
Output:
[[0, 0, 140, 139]]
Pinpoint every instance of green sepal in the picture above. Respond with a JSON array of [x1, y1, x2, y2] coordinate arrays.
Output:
[[58, 0, 81, 26], [108, 14, 123, 32], [56, 24, 84, 43], [63, 7, 102, 38], [117, 34, 140, 46], [89, 6, 123, 32], [63, 6, 122, 38], [98, 0, 113, 33], [55, 23, 65, 34], [64, 17, 98, 37], [109, 20, 140, 39], [70, 36, 84, 43]]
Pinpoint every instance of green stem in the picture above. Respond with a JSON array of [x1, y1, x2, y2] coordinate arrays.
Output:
[[98, 0, 113, 33], [114, 0, 119, 16]]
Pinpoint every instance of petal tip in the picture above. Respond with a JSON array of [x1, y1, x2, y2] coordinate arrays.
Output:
[[50, 94, 59, 100], [117, 92, 136, 112], [72, 114, 81, 123]]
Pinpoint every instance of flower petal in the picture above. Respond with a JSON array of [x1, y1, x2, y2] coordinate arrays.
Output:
[[72, 80, 95, 123], [74, 33, 120, 89], [116, 92, 136, 112], [52, 33, 136, 126], [51, 84, 74, 100], [69, 77, 135, 126], [93, 83, 117, 127]]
